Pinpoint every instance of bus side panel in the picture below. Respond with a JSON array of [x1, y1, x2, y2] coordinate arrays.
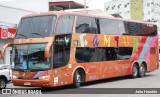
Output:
[[83, 60, 132, 82], [145, 36, 159, 72]]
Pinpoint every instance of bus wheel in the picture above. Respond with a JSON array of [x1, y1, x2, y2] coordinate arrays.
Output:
[[0, 78, 7, 89], [73, 70, 81, 88], [139, 63, 146, 77], [131, 64, 138, 78]]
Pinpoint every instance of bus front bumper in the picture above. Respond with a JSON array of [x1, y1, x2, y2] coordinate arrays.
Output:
[[12, 79, 52, 87]]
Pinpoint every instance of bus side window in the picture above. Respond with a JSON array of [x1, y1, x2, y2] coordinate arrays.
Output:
[[140, 24, 157, 36], [118, 21, 126, 35], [102, 47, 117, 61], [76, 48, 95, 62], [76, 48, 98, 63], [84, 48, 96, 62], [100, 19, 119, 35], [123, 22, 157, 36], [123, 22, 138, 35], [75, 47, 133, 63], [75, 48, 85, 63], [117, 47, 133, 60], [76, 16, 91, 33], [76, 16, 98, 34], [100, 19, 107, 35], [95, 48, 103, 61]]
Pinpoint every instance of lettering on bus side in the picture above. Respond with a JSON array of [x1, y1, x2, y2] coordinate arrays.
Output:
[[114, 36, 119, 47], [65, 37, 70, 45], [89, 66, 96, 73], [14, 45, 28, 49], [55, 34, 71, 46], [104, 36, 110, 46], [79, 34, 88, 47], [133, 38, 139, 51], [92, 34, 99, 47], [89, 75, 97, 80], [123, 36, 129, 46]]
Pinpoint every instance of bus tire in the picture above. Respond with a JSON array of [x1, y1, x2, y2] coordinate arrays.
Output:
[[0, 78, 7, 89], [138, 63, 146, 78], [72, 70, 81, 88], [131, 64, 138, 78]]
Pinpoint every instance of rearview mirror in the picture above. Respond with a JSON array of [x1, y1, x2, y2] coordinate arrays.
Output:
[[45, 42, 53, 58], [1, 44, 11, 61]]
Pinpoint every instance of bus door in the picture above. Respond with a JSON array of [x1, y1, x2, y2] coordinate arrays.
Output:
[[53, 43, 71, 86]]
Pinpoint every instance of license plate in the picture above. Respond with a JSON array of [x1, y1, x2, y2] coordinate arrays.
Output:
[[24, 82, 31, 85]]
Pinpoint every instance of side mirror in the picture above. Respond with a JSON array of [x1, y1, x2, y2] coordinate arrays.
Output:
[[1, 66, 6, 70], [1, 44, 11, 61], [45, 42, 53, 58]]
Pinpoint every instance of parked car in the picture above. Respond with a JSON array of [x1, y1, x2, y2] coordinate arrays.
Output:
[[0, 64, 12, 89]]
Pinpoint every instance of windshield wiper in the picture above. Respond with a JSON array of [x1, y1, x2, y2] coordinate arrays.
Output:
[[31, 33, 44, 38], [29, 68, 50, 72], [12, 67, 25, 72], [16, 34, 27, 39]]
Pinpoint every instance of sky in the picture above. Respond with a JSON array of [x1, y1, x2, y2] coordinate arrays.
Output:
[[0, 0, 112, 11], [73, 0, 112, 10]]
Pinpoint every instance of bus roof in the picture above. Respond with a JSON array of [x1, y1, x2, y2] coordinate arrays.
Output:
[[22, 11, 156, 25]]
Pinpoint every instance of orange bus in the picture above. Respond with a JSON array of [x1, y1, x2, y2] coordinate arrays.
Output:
[[1, 12, 159, 88]]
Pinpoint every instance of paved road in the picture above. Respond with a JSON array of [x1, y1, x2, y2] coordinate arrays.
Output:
[[2, 68, 160, 97]]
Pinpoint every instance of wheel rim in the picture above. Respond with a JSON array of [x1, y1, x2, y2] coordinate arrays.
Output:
[[76, 71, 81, 84], [140, 65, 145, 76], [0, 80, 6, 88], [133, 66, 138, 77]]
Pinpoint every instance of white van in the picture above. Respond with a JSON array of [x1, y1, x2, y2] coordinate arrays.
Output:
[[0, 64, 11, 89], [0, 47, 12, 89]]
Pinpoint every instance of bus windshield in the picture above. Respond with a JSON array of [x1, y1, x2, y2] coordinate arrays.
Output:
[[15, 15, 56, 38], [12, 43, 51, 71]]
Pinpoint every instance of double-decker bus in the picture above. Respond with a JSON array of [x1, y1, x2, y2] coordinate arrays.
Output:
[[1, 12, 159, 88]]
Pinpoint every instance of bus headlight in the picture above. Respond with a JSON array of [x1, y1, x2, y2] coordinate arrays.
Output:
[[39, 75, 50, 79], [12, 75, 18, 79]]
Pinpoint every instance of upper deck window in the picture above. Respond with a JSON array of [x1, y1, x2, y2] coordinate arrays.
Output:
[[56, 15, 74, 35], [15, 15, 56, 38], [76, 16, 99, 34], [123, 22, 157, 36], [100, 19, 120, 35]]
